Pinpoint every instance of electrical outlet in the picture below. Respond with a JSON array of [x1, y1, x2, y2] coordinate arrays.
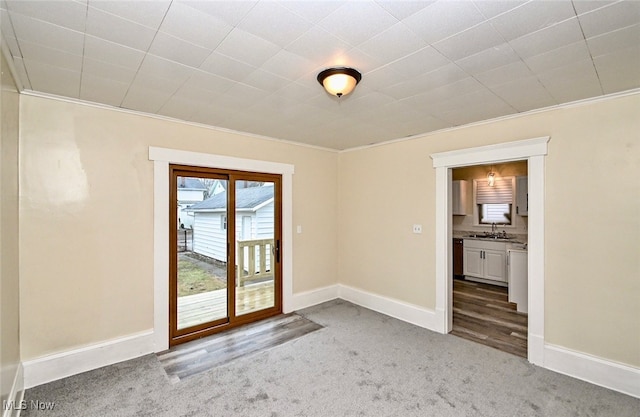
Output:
[[412, 224, 422, 234]]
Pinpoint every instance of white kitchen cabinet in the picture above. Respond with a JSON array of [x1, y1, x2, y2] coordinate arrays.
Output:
[[508, 249, 528, 313], [463, 239, 507, 283], [516, 176, 528, 216], [452, 180, 467, 215]]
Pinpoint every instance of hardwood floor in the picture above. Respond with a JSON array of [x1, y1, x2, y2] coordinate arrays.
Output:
[[451, 278, 528, 358], [158, 313, 322, 382]]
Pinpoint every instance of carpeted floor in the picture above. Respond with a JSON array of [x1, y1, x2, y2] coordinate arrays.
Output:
[[21, 300, 639, 416]]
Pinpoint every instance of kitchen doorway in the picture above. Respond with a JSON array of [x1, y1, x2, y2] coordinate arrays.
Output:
[[431, 137, 549, 365], [450, 162, 529, 357], [169, 165, 282, 346]]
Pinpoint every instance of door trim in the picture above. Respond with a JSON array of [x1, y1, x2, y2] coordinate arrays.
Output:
[[150, 147, 294, 352], [431, 136, 549, 366]]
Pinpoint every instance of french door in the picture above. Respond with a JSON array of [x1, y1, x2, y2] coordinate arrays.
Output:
[[169, 165, 282, 346]]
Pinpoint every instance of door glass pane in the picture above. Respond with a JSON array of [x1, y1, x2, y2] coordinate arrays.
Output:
[[176, 176, 228, 330], [235, 180, 276, 316]]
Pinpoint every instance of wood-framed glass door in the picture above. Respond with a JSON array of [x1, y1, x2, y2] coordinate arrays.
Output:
[[169, 165, 282, 346]]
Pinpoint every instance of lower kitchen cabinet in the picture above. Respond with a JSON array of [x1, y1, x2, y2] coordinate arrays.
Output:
[[463, 239, 507, 283]]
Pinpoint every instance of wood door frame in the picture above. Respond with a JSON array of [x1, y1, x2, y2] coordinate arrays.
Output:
[[168, 165, 283, 346], [150, 147, 294, 352]]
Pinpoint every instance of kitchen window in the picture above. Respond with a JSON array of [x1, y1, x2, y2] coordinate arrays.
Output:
[[474, 177, 515, 226]]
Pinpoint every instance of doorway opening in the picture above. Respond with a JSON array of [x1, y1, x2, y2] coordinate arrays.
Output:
[[450, 161, 529, 357], [169, 165, 282, 346], [431, 137, 549, 365]]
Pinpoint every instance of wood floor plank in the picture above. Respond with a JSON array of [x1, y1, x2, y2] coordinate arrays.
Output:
[[158, 313, 322, 382], [452, 278, 528, 358]]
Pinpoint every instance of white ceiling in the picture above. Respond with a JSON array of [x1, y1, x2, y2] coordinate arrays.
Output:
[[1, 0, 639, 150]]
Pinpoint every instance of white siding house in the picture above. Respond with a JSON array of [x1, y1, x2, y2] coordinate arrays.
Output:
[[177, 177, 207, 229], [189, 186, 274, 274]]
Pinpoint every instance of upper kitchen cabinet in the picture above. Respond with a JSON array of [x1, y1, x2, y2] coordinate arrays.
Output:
[[452, 180, 468, 216], [516, 176, 528, 216]]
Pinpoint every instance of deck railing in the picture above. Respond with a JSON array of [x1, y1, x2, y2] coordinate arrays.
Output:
[[237, 238, 274, 287]]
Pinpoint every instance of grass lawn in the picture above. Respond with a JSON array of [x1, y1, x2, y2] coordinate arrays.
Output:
[[178, 257, 227, 297]]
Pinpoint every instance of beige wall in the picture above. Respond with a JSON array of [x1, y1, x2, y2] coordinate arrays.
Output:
[[339, 93, 640, 367], [1, 52, 21, 401], [17, 88, 640, 370], [19, 95, 338, 360]]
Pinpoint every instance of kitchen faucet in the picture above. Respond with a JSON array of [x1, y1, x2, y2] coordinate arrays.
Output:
[[491, 223, 496, 234]]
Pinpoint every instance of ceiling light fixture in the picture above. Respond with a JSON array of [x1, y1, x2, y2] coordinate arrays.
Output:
[[317, 67, 362, 98], [487, 170, 496, 187]]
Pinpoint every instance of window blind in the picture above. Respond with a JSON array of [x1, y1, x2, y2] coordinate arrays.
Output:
[[476, 177, 513, 204]]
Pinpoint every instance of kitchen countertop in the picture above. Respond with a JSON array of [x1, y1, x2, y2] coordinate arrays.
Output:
[[453, 231, 527, 246]]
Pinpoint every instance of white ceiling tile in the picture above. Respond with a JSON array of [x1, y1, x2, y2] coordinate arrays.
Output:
[[490, 76, 556, 112], [148, 32, 211, 68], [385, 46, 451, 78], [85, 6, 156, 51], [181, 71, 235, 95], [490, 0, 576, 42], [578, 1, 640, 38], [88, 0, 171, 28], [318, 1, 398, 46], [376, 0, 435, 20], [199, 52, 256, 82], [159, 2, 232, 50], [12, 57, 31, 89], [537, 59, 603, 102], [128, 72, 184, 96], [79, 73, 129, 107], [3, 35, 21, 58], [242, 69, 290, 92], [157, 95, 204, 120], [82, 57, 137, 84], [10, 13, 84, 55], [407, 77, 485, 111], [472, 0, 527, 19], [524, 41, 591, 73], [178, 0, 257, 26], [18, 39, 82, 72], [137, 55, 194, 84], [593, 45, 640, 94], [23, 59, 80, 97], [216, 28, 281, 67], [121, 84, 173, 113], [508, 18, 585, 59], [380, 62, 468, 100], [83, 35, 145, 71], [402, 0, 486, 44], [260, 50, 316, 82], [572, 0, 617, 15], [358, 22, 427, 64], [238, 1, 312, 48], [6, 0, 87, 31], [217, 85, 270, 108], [475, 61, 535, 88], [434, 21, 505, 61], [587, 23, 640, 57], [272, 81, 319, 102], [455, 43, 521, 75], [285, 25, 351, 64], [1, 8, 16, 37]]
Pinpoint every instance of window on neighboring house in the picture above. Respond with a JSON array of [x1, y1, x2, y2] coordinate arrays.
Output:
[[221, 215, 227, 230], [474, 177, 514, 225]]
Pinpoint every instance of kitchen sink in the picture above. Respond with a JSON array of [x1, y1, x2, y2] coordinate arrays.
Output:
[[466, 234, 513, 240]]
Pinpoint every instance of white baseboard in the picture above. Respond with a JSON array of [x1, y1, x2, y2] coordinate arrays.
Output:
[[289, 284, 339, 312], [337, 284, 438, 331], [2, 363, 24, 417], [18, 288, 639, 401], [544, 343, 640, 399], [22, 330, 154, 389]]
